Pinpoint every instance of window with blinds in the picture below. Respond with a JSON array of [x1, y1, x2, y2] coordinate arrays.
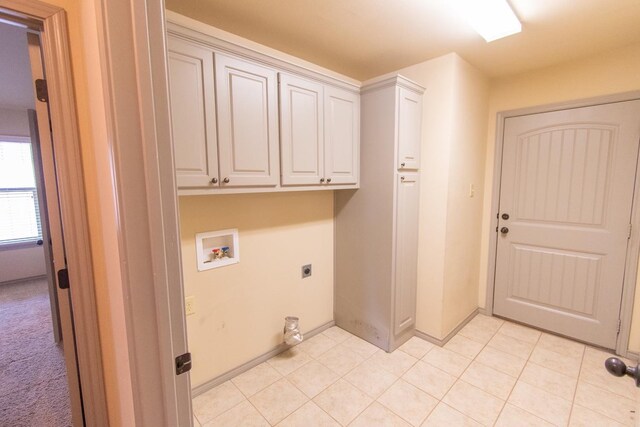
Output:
[[0, 140, 42, 246]]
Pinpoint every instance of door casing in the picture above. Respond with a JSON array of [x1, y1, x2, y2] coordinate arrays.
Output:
[[0, 1, 109, 424], [485, 91, 640, 358]]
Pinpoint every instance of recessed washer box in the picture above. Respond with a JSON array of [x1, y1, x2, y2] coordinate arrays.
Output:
[[196, 228, 239, 271]]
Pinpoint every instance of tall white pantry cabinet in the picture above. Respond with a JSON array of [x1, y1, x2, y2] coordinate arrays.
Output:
[[335, 76, 424, 352]]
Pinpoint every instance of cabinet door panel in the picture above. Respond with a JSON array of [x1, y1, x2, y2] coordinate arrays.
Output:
[[215, 54, 279, 187], [394, 172, 419, 335], [280, 74, 324, 186], [324, 87, 359, 185], [397, 87, 422, 171], [167, 37, 218, 188]]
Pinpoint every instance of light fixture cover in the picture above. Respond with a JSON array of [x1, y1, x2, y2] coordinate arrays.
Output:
[[456, 0, 522, 42]]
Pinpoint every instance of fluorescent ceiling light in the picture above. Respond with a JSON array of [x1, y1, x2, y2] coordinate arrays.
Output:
[[455, 0, 522, 42]]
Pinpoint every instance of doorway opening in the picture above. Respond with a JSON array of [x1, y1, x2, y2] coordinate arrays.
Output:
[[0, 19, 84, 426]]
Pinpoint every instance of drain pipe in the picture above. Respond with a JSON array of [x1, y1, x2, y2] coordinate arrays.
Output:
[[283, 316, 303, 346]]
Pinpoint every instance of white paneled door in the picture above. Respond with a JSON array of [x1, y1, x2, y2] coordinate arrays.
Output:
[[494, 100, 640, 349]]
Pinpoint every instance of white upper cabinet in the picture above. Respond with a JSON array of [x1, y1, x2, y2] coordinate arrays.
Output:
[[280, 74, 360, 187], [215, 53, 280, 187], [324, 86, 360, 185], [167, 36, 219, 188], [166, 19, 360, 194], [279, 74, 324, 186], [397, 87, 422, 170]]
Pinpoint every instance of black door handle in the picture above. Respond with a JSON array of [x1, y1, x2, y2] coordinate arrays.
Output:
[[500, 227, 509, 234], [605, 357, 640, 387]]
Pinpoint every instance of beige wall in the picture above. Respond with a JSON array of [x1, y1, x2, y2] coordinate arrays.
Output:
[[398, 53, 489, 339], [0, 247, 45, 283], [442, 56, 489, 335], [0, 107, 29, 136], [179, 192, 334, 387], [397, 54, 455, 338], [478, 43, 640, 351]]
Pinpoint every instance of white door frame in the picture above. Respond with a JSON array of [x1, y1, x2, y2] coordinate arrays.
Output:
[[485, 91, 640, 358], [0, 0, 109, 424], [95, 0, 192, 425], [2, 0, 191, 424], [27, 110, 62, 344]]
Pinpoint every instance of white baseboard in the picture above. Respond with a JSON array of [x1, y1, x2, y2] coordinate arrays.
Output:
[[191, 320, 335, 397], [0, 274, 47, 286], [415, 309, 479, 347]]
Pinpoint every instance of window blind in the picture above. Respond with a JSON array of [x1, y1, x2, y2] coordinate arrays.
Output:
[[0, 141, 43, 245]]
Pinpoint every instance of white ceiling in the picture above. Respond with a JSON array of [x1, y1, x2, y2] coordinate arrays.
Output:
[[0, 22, 34, 109], [165, 0, 640, 80]]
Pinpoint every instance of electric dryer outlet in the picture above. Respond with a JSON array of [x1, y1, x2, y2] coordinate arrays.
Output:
[[302, 264, 312, 278]]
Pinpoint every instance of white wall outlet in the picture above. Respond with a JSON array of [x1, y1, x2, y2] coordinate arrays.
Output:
[[185, 296, 196, 316]]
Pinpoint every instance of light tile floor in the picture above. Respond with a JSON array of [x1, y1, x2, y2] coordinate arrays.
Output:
[[192, 315, 639, 426]]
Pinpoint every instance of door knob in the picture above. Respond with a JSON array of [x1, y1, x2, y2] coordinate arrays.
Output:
[[320, 178, 325, 183], [502, 213, 510, 220], [500, 227, 509, 234], [605, 357, 640, 387], [327, 178, 332, 183], [210, 177, 218, 184], [223, 177, 230, 183]]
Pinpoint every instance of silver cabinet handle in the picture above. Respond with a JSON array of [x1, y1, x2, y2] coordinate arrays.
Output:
[[327, 178, 332, 183], [320, 178, 325, 183], [401, 162, 406, 167], [223, 177, 230, 183], [211, 177, 218, 184]]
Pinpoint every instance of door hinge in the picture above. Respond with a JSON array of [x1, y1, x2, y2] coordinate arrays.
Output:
[[57, 267, 70, 289], [617, 319, 622, 333], [35, 79, 48, 103], [175, 352, 192, 375], [628, 223, 632, 240]]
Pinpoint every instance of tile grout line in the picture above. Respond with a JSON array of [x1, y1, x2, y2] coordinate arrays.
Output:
[[565, 346, 587, 427], [199, 320, 627, 427], [440, 317, 504, 426], [366, 345, 429, 425], [292, 331, 387, 426], [490, 322, 545, 426], [571, 347, 633, 426], [469, 320, 506, 426]]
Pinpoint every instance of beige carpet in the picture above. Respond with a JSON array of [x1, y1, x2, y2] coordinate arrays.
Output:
[[0, 278, 73, 427]]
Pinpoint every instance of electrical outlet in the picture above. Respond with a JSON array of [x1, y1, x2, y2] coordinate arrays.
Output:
[[185, 296, 196, 316], [302, 264, 312, 278], [469, 183, 475, 198]]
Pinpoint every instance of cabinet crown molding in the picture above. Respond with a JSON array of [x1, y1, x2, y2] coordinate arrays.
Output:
[[166, 12, 360, 94], [361, 75, 425, 95]]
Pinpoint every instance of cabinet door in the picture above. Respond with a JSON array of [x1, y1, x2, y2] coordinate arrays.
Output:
[[324, 86, 359, 185], [167, 36, 218, 188], [394, 172, 420, 335], [279, 74, 324, 186], [397, 87, 422, 171], [215, 53, 279, 187]]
